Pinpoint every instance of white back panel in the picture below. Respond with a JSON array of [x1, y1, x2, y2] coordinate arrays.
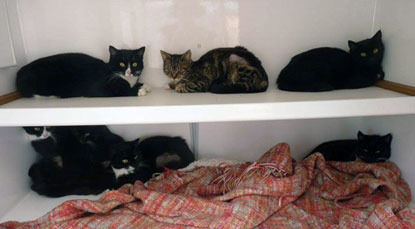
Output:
[[374, 0, 415, 86], [198, 118, 364, 161], [16, 0, 377, 86]]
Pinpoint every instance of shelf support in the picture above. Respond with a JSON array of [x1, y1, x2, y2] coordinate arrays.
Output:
[[376, 80, 415, 96], [0, 91, 21, 106]]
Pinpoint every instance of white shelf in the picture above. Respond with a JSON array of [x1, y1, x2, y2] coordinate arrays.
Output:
[[0, 191, 101, 222], [0, 86, 414, 126]]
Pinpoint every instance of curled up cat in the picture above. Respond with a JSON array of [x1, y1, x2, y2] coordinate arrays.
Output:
[[306, 131, 392, 162], [16, 46, 151, 98], [277, 30, 384, 92], [161, 46, 268, 94]]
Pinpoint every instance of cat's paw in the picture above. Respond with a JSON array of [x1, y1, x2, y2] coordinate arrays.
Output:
[[175, 83, 188, 93], [138, 88, 148, 97], [138, 84, 152, 97], [53, 156, 63, 168], [142, 84, 152, 93], [165, 84, 172, 90]]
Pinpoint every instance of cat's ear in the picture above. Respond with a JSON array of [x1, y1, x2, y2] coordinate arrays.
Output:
[[160, 50, 171, 61], [136, 47, 145, 57], [348, 41, 358, 50], [182, 49, 192, 62], [383, 133, 392, 144], [357, 131, 366, 141], [109, 46, 118, 56], [372, 30, 382, 41], [132, 138, 140, 146]]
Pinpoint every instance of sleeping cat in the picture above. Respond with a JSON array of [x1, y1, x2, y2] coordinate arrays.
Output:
[[29, 136, 195, 197], [135, 136, 196, 172], [307, 131, 392, 162], [161, 46, 268, 93], [277, 30, 384, 92], [16, 46, 151, 98]]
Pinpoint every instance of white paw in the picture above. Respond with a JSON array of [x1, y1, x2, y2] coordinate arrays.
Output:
[[138, 88, 148, 97], [142, 84, 152, 93], [165, 84, 172, 90]]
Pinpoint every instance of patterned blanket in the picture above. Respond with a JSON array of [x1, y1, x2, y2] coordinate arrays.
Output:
[[1, 143, 414, 228]]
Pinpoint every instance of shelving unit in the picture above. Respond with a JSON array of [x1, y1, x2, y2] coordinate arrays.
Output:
[[0, 86, 413, 126]]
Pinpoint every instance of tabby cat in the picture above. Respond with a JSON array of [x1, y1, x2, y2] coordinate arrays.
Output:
[[161, 46, 268, 93], [307, 131, 392, 162], [16, 46, 151, 98], [277, 30, 384, 92]]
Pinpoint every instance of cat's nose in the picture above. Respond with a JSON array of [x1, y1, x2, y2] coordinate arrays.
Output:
[[126, 68, 132, 75]]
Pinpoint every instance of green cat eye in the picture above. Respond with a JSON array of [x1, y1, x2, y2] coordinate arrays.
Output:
[[34, 128, 40, 131], [134, 156, 138, 160], [360, 52, 367, 57], [375, 150, 381, 154], [132, 63, 138, 67], [122, 159, 129, 164], [84, 133, 90, 137], [120, 62, 126, 67], [373, 48, 379, 54]]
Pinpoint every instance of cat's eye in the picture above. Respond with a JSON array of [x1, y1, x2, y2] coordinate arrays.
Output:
[[375, 150, 381, 154], [360, 52, 367, 57], [120, 62, 126, 67], [373, 48, 379, 54], [363, 149, 369, 152], [84, 133, 90, 137], [134, 156, 138, 160], [34, 128, 41, 131], [122, 159, 129, 164], [132, 62, 138, 67]]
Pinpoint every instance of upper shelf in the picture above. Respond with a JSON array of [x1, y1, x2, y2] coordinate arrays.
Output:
[[0, 86, 414, 126]]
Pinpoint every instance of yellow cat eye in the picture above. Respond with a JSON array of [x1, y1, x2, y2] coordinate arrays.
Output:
[[132, 63, 138, 67], [134, 156, 138, 160], [34, 128, 40, 131], [360, 52, 367, 57], [84, 133, 90, 137], [373, 48, 379, 54], [122, 159, 129, 164], [120, 62, 126, 67]]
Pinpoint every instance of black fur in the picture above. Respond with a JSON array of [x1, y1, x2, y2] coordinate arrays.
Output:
[[277, 30, 384, 92], [135, 136, 195, 172], [28, 131, 195, 197], [307, 131, 392, 162], [16, 46, 145, 98]]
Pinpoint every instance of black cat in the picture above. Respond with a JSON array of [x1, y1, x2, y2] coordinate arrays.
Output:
[[16, 46, 151, 98], [23, 126, 63, 167], [29, 135, 195, 197], [307, 131, 392, 162], [277, 31, 384, 92], [135, 136, 195, 172]]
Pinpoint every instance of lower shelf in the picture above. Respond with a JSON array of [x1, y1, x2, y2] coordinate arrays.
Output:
[[0, 191, 101, 222]]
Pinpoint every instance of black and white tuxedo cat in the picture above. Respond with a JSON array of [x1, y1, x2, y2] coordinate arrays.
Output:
[[16, 46, 151, 98]]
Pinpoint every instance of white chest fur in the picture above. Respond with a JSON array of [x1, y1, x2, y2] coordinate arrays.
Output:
[[111, 166, 135, 179], [25, 129, 52, 142]]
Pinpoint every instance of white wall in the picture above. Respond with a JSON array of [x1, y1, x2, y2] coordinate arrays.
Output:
[[198, 118, 364, 161], [0, 0, 26, 95], [0, 128, 35, 217], [373, 0, 415, 86], [16, 0, 379, 87]]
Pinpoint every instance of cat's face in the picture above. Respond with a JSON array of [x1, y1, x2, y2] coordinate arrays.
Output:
[[109, 46, 145, 87], [110, 139, 141, 170], [356, 131, 392, 163], [23, 126, 52, 141], [348, 30, 384, 66], [161, 50, 193, 80]]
